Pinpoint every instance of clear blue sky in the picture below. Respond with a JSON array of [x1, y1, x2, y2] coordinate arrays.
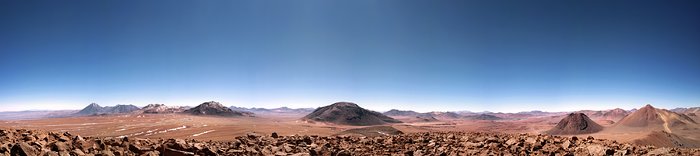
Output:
[[1, 1, 699, 112]]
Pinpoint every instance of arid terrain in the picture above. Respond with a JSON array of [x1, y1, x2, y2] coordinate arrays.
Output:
[[3, 128, 700, 156], [0, 102, 699, 155]]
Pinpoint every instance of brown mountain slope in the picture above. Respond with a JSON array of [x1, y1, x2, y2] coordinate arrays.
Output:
[[302, 102, 402, 126], [614, 104, 696, 132], [632, 131, 700, 148], [545, 113, 603, 135]]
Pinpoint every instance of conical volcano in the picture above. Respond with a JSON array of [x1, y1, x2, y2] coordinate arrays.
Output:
[[76, 103, 103, 115], [545, 113, 603, 135], [616, 104, 664, 127]]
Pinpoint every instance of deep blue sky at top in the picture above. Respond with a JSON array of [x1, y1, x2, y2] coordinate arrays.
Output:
[[1, 1, 699, 112]]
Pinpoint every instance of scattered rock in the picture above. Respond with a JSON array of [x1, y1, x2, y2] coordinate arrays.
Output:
[[0, 128, 699, 155], [11, 142, 37, 156]]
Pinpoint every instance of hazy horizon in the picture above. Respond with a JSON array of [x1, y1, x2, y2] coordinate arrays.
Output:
[[2, 1, 700, 112], [0, 101, 687, 114]]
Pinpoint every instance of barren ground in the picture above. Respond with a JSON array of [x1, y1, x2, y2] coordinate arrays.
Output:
[[1, 114, 698, 148]]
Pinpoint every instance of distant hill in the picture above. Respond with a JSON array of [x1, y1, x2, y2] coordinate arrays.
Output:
[[383, 109, 422, 116], [671, 107, 700, 115], [302, 102, 401, 126], [426, 111, 463, 120], [0, 110, 78, 120], [110, 105, 141, 113], [230, 106, 313, 114], [185, 101, 253, 117], [75, 103, 140, 115], [465, 114, 503, 120], [545, 113, 603, 135], [576, 108, 629, 122], [383, 109, 439, 122]]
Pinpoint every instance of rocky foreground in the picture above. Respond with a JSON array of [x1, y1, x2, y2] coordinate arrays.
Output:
[[1, 129, 699, 156]]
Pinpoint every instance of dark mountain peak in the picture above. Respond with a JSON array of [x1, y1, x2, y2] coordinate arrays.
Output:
[[303, 102, 401, 126], [185, 101, 253, 117], [545, 113, 603, 135]]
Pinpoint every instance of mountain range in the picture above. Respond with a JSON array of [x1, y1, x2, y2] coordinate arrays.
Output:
[[229, 106, 314, 114], [75, 103, 141, 115]]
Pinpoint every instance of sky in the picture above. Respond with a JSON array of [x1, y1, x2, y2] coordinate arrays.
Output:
[[1, 1, 700, 112]]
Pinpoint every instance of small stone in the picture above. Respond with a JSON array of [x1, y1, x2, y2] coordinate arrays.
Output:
[[561, 140, 571, 149], [163, 148, 195, 156], [49, 142, 68, 152], [128, 144, 146, 154], [11, 142, 37, 156], [336, 150, 351, 156], [303, 136, 313, 145], [414, 150, 424, 156], [586, 144, 608, 155], [71, 149, 86, 156], [96, 149, 115, 156], [505, 138, 519, 145], [247, 133, 259, 139]]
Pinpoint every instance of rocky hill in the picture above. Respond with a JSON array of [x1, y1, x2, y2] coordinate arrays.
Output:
[[2, 128, 698, 155], [545, 113, 603, 135], [383, 109, 439, 122], [615, 104, 696, 129], [426, 111, 463, 120], [185, 101, 253, 117], [302, 102, 401, 126], [140, 104, 187, 114], [75, 103, 140, 115]]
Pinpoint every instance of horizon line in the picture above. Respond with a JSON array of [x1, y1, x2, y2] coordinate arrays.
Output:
[[0, 102, 688, 114]]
